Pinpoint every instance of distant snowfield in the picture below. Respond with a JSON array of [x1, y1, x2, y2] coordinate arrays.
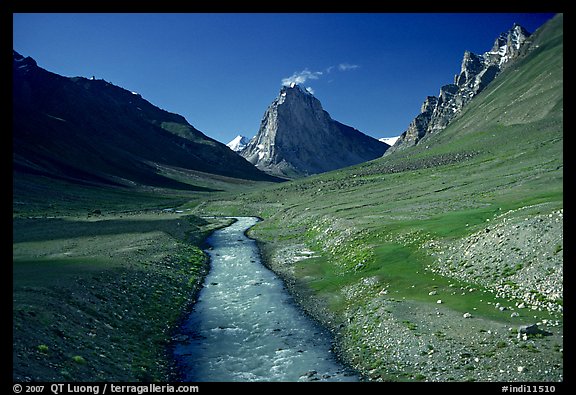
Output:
[[379, 136, 399, 146]]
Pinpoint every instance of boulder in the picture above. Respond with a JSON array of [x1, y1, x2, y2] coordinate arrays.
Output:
[[518, 324, 552, 337]]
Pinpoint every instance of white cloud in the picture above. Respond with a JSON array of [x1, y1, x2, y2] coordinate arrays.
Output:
[[338, 63, 360, 71]]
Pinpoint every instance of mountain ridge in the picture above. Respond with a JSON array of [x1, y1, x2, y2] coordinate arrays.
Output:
[[12, 51, 281, 193], [386, 22, 534, 155]]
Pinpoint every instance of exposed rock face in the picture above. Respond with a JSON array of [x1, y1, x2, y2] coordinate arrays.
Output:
[[400, 96, 438, 147], [386, 24, 531, 155], [240, 84, 389, 177]]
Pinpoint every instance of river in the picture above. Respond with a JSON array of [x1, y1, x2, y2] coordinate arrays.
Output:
[[174, 217, 358, 382]]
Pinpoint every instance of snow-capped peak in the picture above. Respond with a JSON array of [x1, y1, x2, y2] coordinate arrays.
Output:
[[226, 135, 251, 152]]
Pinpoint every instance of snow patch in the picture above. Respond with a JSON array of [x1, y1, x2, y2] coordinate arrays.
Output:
[[226, 135, 250, 152], [379, 136, 400, 146]]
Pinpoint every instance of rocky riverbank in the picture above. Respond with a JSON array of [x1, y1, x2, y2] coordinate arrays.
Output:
[[251, 210, 563, 382]]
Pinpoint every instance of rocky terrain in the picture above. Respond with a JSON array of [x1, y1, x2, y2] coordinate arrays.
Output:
[[425, 207, 563, 315], [340, 286, 563, 382]]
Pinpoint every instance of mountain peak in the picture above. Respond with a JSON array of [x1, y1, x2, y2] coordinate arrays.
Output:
[[280, 83, 314, 97], [13, 50, 38, 72], [489, 23, 531, 64], [240, 86, 388, 177]]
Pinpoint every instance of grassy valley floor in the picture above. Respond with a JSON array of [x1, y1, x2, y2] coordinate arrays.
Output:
[[12, 15, 563, 383], [12, 142, 563, 382]]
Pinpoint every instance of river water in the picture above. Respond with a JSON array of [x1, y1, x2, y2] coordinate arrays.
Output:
[[174, 217, 358, 382]]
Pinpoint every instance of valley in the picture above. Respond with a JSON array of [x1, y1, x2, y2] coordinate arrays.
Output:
[[12, 14, 563, 383], [188, 14, 564, 381]]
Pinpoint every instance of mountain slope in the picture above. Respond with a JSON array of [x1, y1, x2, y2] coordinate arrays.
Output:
[[198, 14, 563, 382], [13, 51, 279, 194], [240, 84, 389, 177]]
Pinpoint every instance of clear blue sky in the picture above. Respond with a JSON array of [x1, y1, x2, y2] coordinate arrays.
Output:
[[13, 13, 556, 143]]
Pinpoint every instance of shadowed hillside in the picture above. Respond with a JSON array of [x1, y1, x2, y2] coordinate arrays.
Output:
[[13, 51, 281, 191]]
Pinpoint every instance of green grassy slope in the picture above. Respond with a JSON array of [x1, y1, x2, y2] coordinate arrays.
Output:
[[12, 210, 239, 381], [196, 14, 563, 381]]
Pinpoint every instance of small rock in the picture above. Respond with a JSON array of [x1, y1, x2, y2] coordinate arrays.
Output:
[[518, 324, 540, 335], [436, 299, 442, 304], [463, 312, 472, 318]]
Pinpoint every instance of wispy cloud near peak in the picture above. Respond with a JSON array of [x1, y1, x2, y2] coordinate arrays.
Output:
[[281, 69, 323, 87], [280, 63, 360, 93]]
